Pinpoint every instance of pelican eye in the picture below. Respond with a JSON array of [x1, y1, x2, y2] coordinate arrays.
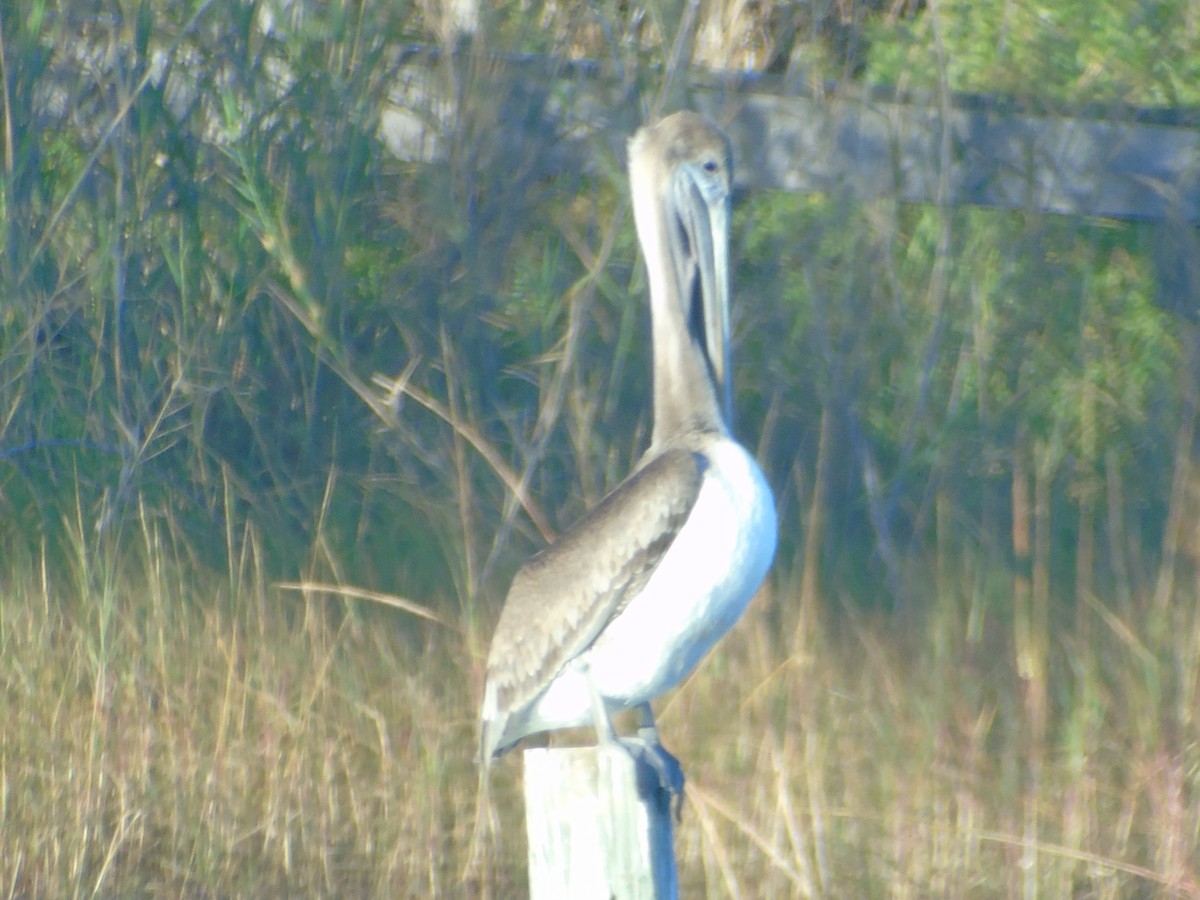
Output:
[[701, 158, 719, 174]]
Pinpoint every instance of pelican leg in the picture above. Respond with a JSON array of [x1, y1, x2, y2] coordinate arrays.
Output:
[[633, 702, 685, 821], [584, 672, 684, 818], [585, 668, 620, 744]]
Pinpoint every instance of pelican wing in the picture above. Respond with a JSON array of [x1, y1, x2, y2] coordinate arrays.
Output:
[[481, 447, 705, 756]]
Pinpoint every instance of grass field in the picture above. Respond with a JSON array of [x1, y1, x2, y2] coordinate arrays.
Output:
[[3, 508, 1197, 896]]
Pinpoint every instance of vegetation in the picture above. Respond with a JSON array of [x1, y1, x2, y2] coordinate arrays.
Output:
[[2, 0, 1198, 895]]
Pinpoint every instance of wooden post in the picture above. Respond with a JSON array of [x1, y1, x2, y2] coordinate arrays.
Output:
[[523, 746, 678, 900]]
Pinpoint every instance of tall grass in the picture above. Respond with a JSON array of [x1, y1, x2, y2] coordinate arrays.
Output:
[[0, 504, 502, 896], [3, 508, 1198, 895]]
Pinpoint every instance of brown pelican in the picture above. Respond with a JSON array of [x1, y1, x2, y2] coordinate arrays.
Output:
[[479, 112, 776, 796]]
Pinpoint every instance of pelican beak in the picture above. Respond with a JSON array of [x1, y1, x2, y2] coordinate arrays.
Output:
[[670, 165, 732, 422]]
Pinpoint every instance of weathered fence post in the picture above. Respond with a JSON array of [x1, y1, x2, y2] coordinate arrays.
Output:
[[523, 746, 678, 899]]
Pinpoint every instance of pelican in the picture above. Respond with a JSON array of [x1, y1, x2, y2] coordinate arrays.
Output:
[[479, 112, 776, 796]]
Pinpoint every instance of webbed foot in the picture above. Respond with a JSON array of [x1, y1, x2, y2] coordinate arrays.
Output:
[[620, 727, 685, 822]]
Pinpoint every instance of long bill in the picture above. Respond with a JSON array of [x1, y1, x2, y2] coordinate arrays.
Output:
[[668, 163, 733, 424]]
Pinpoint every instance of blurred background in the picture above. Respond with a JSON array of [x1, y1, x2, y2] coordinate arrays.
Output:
[[3, 1, 1199, 895]]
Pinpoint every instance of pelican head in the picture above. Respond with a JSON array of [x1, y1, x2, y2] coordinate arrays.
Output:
[[629, 112, 734, 444]]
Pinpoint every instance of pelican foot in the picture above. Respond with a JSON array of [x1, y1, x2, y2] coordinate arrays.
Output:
[[619, 728, 685, 822]]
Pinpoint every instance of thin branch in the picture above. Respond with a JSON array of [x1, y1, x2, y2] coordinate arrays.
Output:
[[276, 581, 459, 631]]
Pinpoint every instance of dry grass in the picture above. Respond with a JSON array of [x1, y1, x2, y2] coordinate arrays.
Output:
[[3, 514, 1198, 897], [0, 516, 504, 897], [668, 583, 1200, 898]]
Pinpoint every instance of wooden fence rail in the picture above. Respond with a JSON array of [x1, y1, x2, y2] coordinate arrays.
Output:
[[382, 48, 1200, 223]]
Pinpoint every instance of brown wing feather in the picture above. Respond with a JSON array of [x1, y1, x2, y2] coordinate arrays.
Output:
[[482, 448, 705, 752]]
